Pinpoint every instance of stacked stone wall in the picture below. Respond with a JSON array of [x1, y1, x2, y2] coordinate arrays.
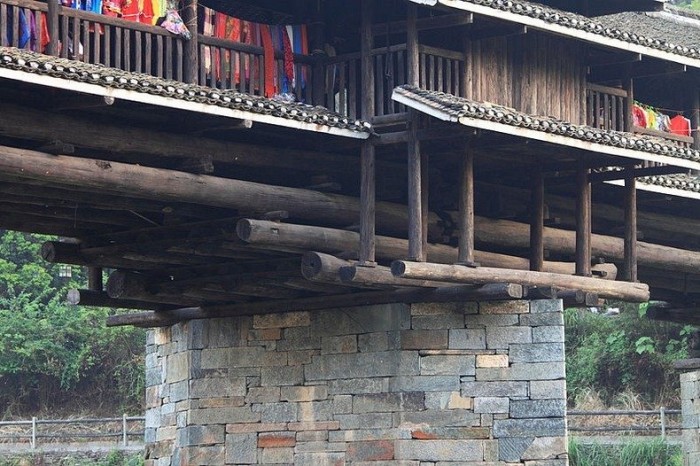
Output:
[[145, 299, 567, 465], [681, 370, 700, 466]]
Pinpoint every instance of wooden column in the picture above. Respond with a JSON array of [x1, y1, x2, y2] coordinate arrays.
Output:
[[575, 160, 592, 277], [46, 0, 60, 56], [693, 89, 700, 151], [407, 4, 419, 86], [624, 77, 634, 132], [181, 0, 199, 84], [87, 267, 103, 291], [529, 164, 544, 271], [359, 141, 376, 265], [309, 1, 326, 107], [623, 170, 638, 282], [407, 110, 424, 261], [361, 0, 375, 118], [457, 145, 476, 265]]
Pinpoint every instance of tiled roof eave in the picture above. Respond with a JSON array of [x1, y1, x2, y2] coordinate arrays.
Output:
[[392, 85, 700, 171], [413, 0, 700, 69], [607, 177, 700, 200], [0, 47, 372, 139]]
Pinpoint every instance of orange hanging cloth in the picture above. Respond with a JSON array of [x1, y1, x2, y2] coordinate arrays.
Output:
[[260, 24, 276, 98]]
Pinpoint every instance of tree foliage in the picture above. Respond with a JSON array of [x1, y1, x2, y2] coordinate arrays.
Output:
[[565, 303, 690, 407], [671, 0, 700, 10], [0, 231, 145, 417]]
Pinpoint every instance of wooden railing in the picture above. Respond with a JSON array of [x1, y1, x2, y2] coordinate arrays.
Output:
[[0, 0, 46, 49], [586, 83, 628, 133], [419, 44, 464, 97]]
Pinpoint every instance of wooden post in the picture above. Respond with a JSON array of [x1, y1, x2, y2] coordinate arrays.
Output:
[[530, 164, 544, 271], [361, 0, 375, 118], [576, 160, 592, 277], [624, 76, 634, 132], [46, 0, 60, 56], [359, 141, 376, 265], [457, 144, 476, 265], [407, 111, 424, 261], [693, 89, 700, 151], [87, 267, 103, 291], [310, 1, 326, 107], [407, 4, 419, 86], [623, 169, 638, 282], [181, 0, 198, 84]]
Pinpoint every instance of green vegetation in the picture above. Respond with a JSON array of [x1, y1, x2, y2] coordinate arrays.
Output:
[[569, 437, 683, 466], [0, 451, 144, 466], [565, 304, 690, 406], [673, 0, 700, 11], [0, 231, 145, 417]]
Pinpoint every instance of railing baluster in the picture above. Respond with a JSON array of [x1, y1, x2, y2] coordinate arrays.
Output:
[[103, 25, 111, 67], [165, 36, 172, 80], [11, 5, 19, 47], [338, 61, 347, 116], [82, 17, 90, 62], [144, 32, 151, 75], [71, 15, 79, 60], [375, 54, 384, 116], [156, 34, 163, 77], [134, 30, 141, 72], [0, 4, 7, 47], [349, 58, 358, 119], [175, 38, 183, 82]]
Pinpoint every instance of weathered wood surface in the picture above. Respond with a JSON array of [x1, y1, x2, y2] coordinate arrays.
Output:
[[67, 289, 174, 311], [392, 261, 650, 302], [239, 219, 618, 278], [340, 264, 453, 289], [106, 283, 524, 327]]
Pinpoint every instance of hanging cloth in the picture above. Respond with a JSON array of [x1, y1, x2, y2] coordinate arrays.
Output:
[[645, 108, 656, 130], [281, 25, 294, 94], [201, 8, 215, 75], [632, 104, 647, 128], [670, 115, 691, 137], [300, 24, 308, 89], [39, 13, 50, 53], [122, 0, 154, 25], [260, 24, 276, 98]]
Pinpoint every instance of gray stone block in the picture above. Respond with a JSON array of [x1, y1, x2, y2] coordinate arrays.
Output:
[[522, 436, 567, 460], [311, 304, 410, 337], [225, 433, 257, 464], [252, 402, 298, 423], [448, 329, 486, 349], [499, 437, 534, 462], [306, 351, 419, 380], [200, 347, 264, 370], [335, 412, 394, 430], [260, 365, 304, 386], [520, 313, 564, 327], [277, 326, 321, 351], [401, 330, 449, 350], [486, 326, 532, 349], [280, 385, 328, 402], [493, 418, 566, 438], [189, 377, 246, 399], [328, 377, 390, 394], [420, 355, 476, 376], [293, 452, 346, 466], [530, 380, 567, 399], [511, 400, 565, 418], [321, 335, 358, 354], [509, 343, 565, 363], [530, 300, 563, 313], [476, 362, 565, 381], [353, 392, 425, 413], [394, 410, 481, 428], [206, 318, 243, 348], [177, 425, 224, 446], [411, 312, 465, 330], [297, 400, 334, 422], [169, 380, 189, 403], [532, 326, 565, 343], [474, 397, 509, 414], [261, 446, 295, 464], [394, 439, 484, 461], [333, 394, 353, 414], [358, 332, 390, 353], [188, 407, 259, 425], [465, 314, 520, 328], [389, 376, 460, 392], [245, 386, 280, 403], [461, 381, 528, 397]]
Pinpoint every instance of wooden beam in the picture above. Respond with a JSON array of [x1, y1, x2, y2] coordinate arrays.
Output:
[[106, 283, 524, 327], [407, 112, 425, 261], [529, 164, 544, 272], [470, 24, 526, 41], [623, 170, 638, 282], [392, 260, 650, 302], [457, 145, 476, 265], [67, 289, 175, 311], [106, 270, 201, 306], [340, 264, 454, 289], [46, 0, 59, 56], [590, 165, 685, 182], [575, 161, 592, 276], [558, 290, 600, 308], [372, 13, 473, 36], [587, 52, 642, 68], [239, 219, 618, 278], [589, 59, 687, 82]]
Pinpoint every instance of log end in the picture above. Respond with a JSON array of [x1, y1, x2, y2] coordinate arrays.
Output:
[[40, 241, 57, 262], [106, 270, 130, 299], [235, 218, 254, 242], [301, 252, 323, 279], [339, 266, 357, 283], [391, 260, 407, 277], [66, 289, 81, 305]]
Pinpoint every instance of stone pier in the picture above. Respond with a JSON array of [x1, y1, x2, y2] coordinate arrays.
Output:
[[144, 299, 568, 465], [681, 369, 700, 466]]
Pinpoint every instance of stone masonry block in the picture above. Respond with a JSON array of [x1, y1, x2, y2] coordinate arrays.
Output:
[[474, 397, 509, 414], [493, 419, 566, 438], [358, 332, 390, 353], [389, 376, 460, 392], [189, 377, 246, 399], [511, 400, 565, 418], [200, 347, 264, 370], [335, 412, 393, 430], [411, 313, 465, 330], [500, 437, 535, 462], [353, 392, 425, 413], [412, 301, 478, 316], [477, 354, 509, 368], [462, 381, 528, 397], [206, 318, 244, 348], [523, 460, 568, 466], [177, 425, 224, 446], [533, 326, 565, 343], [522, 436, 567, 460], [436, 358, 468, 381], [257, 432, 296, 448], [297, 400, 334, 422], [509, 343, 565, 363], [424, 391, 473, 410], [465, 314, 520, 328], [486, 327, 532, 349], [179, 445, 225, 465], [410, 426, 490, 440], [253, 311, 310, 329], [188, 407, 259, 425], [394, 409, 481, 428], [322, 335, 358, 354], [530, 380, 567, 400], [311, 304, 410, 337], [448, 329, 486, 349], [252, 402, 298, 423], [328, 377, 390, 394], [347, 440, 395, 461], [166, 352, 189, 383], [245, 386, 280, 403], [520, 313, 564, 327], [277, 326, 321, 351], [293, 452, 346, 466], [333, 394, 353, 414], [281, 385, 328, 402], [260, 365, 304, 386], [480, 300, 530, 314], [530, 300, 563, 313], [306, 352, 419, 380], [401, 330, 449, 350], [394, 439, 484, 461], [260, 446, 294, 464], [476, 362, 565, 381]]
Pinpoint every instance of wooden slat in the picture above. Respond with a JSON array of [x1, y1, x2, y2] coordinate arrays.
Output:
[[71, 15, 79, 60], [144, 32, 152, 75], [348, 58, 358, 119], [156, 34, 163, 77], [103, 24, 111, 66], [0, 4, 7, 47], [165, 36, 173, 80], [375, 54, 384, 116], [134, 30, 141, 72], [11, 5, 19, 47], [114, 26, 122, 68], [82, 17, 90, 62], [338, 61, 347, 116]]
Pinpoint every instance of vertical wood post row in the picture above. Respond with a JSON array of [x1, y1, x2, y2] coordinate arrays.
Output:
[[88, 267, 103, 291], [624, 170, 638, 282], [457, 143, 476, 265], [46, 0, 60, 56], [309, 1, 326, 107], [575, 160, 592, 277], [358, 0, 376, 265], [181, 0, 198, 84], [529, 164, 544, 271]]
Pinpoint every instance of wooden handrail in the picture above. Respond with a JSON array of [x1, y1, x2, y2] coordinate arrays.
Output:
[[586, 82, 628, 98], [418, 43, 465, 62], [59, 6, 174, 36], [632, 125, 694, 144], [198, 34, 316, 65], [2, 0, 45, 11]]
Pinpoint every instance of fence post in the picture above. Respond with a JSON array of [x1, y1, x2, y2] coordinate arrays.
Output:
[[122, 414, 128, 446], [660, 407, 666, 439], [31, 417, 36, 449]]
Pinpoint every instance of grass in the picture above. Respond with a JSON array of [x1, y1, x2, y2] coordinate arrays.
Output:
[[569, 437, 683, 466], [0, 451, 144, 466]]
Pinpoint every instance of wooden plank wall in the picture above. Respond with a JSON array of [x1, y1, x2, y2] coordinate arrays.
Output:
[[465, 32, 585, 124]]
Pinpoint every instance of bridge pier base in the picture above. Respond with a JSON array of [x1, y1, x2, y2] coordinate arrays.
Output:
[[144, 299, 568, 465], [681, 370, 700, 465]]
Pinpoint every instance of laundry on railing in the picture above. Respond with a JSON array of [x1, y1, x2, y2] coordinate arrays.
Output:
[[633, 101, 691, 137], [3, 7, 50, 52]]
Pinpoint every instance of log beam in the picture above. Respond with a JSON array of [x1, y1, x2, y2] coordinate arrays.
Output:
[[340, 264, 455, 289], [392, 261, 650, 302], [67, 289, 175, 311]]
